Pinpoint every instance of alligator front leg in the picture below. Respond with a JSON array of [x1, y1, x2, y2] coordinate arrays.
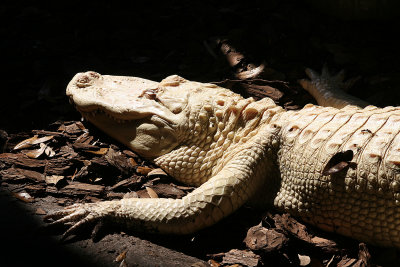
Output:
[[45, 144, 273, 239], [299, 66, 369, 109]]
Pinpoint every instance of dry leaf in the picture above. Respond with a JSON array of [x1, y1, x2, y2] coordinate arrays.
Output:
[[45, 175, 65, 185], [236, 64, 265, 80], [25, 143, 47, 158], [146, 187, 158, 198], [14, 135, 54, 150], [32, 135, 54, 145], [136, 189, 150, 198], [129, 158, 137, 167], [44, 145, 56, 157], [244, 224, 289, 252], [87, 147, 109, 155], [208, 259, 221, 267], [323, 150, 354, 175], [14, 135, 38, 150], [35, 208, 47, 215], [136, 166, 153, 175], [71, 168, 78, 181], [115, 250, 127, 262], [13, 192, 34, 203], [298, 255, 311, 266], [75, 121, 86, 130], [147, 168, 168, 177], [75, 132, 91, 144]]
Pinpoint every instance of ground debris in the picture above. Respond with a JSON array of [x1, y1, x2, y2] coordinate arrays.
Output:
[[0, 152, 46, 169], [244, 223, 289, 252], [45, 175, 65, 186], [58, 121, 86, 135], [0, 129, 8, 153], [149, 183, 186, 199], [240, 213, 371, 266], [115, 250, 127, 263], [145, 186, 158, 198], [105, 147, 135, 175], [147, 168, 168, 177], [136, 166, 153, 175], [72, 141, 100, 151], [111, 176, 142, 191], [0, 167, 44, 183], [221, 249, 260, 267], [13, 135, 54, 150], [323, 150, 354, 176], [13, 191, 34, 203], [46, 181, 105, 197]]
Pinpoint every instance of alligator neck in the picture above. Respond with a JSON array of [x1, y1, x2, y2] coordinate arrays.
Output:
[[154, 96, 284, 186]]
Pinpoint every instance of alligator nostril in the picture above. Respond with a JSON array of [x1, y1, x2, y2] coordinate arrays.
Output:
[[75, 71, 100, 88]]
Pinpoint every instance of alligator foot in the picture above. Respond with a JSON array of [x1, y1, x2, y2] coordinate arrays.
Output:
[[299, 65, 367, 108], [44, 202, 114, 241]]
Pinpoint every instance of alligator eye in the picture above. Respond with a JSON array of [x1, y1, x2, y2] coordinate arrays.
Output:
[[143, 89, 158, 100]]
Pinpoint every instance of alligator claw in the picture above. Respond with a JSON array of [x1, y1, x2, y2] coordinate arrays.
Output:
[[44, 202, 107, 241], [302, 66, 360, 93]]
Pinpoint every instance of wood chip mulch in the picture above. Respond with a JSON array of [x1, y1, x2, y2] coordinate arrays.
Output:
[[1, 119, 397, 266]]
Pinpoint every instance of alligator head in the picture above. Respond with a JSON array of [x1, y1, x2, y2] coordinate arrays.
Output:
[[66, 71, 194, 158], [66, 71, 252, 159]]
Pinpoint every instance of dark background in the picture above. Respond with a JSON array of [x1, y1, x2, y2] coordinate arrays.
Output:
[[2, 0, 400, 133]]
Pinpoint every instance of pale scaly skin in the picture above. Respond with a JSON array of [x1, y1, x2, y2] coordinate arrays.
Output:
[[46, 69, 400, 249]]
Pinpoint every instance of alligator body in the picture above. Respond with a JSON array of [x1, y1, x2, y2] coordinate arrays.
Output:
[[47, 68, 400, 248]]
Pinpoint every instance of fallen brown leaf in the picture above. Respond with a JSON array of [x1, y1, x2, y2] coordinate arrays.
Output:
[[208, 259, 221, 267], [13, 135, 38, 150], [146, 187, 158, 198], [44, 145, 56, 157], [150, 183, 186, 199], [129, 158, 137, 167], [13, 192, 34, 203], [136, 189, 150, 198], [298, 254, 311, 266], [25, 143, 47, 158], [323, 150, 354, 176], [147, 168, 168, 177], [111, 177, 141, 191], [115, 250, 127, 263], [35, 207, 47, 215], [87, 147, 109, 155], [236, 63, 265, 80], [14, 135, 54, 150], [136, 166, 153, 175], [244, 223, 289, 252], [45, 175, 65, 186]]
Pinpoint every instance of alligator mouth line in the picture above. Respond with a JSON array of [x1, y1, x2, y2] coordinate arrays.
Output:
[[80, 108, 136, 124], [79, 108, 176, 130]]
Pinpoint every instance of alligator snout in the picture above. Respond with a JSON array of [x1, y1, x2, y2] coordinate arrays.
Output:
[[74, 71, 101, 88]]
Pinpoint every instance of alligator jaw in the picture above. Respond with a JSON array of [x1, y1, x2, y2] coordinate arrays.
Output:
[[66, 71, 181, 158], [66, 71, 177, 122]]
